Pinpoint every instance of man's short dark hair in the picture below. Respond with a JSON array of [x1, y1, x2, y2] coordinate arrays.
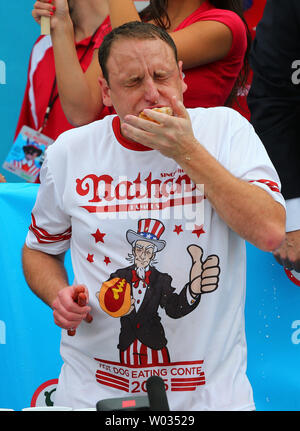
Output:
[[98, 21, 178, 84]]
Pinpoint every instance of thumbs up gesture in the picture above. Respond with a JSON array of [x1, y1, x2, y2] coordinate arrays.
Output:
[[187, 245, 220, 295]]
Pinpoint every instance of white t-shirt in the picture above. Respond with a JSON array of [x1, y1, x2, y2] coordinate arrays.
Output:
[[26, 107, 285, 411]]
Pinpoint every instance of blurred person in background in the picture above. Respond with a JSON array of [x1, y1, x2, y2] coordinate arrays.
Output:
[[15, 0, 112, 143], [248, 0, 300, 272]]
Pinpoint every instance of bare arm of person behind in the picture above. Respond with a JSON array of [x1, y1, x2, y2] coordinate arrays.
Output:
[[32, 0, 106, 126], [22, 245, 92, 331], [108, 0, 234, 68]]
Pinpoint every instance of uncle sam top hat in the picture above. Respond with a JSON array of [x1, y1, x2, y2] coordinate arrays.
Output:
[[126, 218, 166, 252]]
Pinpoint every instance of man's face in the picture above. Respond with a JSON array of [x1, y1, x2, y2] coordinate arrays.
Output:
[[99, 37, 187, 123], [133, 240, 155, 268]]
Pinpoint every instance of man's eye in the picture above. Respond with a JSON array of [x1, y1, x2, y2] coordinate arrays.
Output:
[[126, 78, 141, 87], [155, 74, 168, 80]]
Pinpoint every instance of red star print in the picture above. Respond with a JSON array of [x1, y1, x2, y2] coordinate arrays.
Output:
[[87, 253, 94, 263], [192, 224, 205, 238], [173, 224, 183, 235], [92, 228, 106, 243], [104, 256, 111, 266]]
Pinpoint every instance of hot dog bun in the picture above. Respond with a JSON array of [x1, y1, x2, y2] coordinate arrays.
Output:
[[139, 107, 173, 123]]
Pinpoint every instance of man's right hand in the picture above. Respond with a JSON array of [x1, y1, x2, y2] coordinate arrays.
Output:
[[51, 284, 92, 332]]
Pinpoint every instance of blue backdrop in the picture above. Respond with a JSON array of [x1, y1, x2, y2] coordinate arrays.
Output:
[[0, 1, 39, 183]]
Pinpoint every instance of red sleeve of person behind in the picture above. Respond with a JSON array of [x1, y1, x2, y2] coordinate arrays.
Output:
[[67, 286, 93, 336]]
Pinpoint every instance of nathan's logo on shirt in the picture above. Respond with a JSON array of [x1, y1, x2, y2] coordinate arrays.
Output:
[[76, 170, 204, 229]]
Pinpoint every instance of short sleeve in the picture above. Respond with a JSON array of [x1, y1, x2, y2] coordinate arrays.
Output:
[[25, 151, 71, 255], [201, 10, 247, 59], [176, 9, 247, 59]]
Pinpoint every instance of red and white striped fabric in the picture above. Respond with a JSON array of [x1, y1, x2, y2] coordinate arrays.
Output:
[[12, 160, 40, 177], [249, 179, 280, 193], [120, 339, 170, 366], [137, 218, 165, 240], [29, 214, 71, 245]]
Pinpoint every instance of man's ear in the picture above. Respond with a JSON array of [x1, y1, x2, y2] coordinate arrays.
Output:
[[178, 60, 187, 94], [98, 76, 113, 107]]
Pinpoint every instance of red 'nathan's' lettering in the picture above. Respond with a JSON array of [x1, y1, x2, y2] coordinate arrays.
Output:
[[115, 180, 135, 201], [75, 172, 197, 203], [76, 174, 114, 203]]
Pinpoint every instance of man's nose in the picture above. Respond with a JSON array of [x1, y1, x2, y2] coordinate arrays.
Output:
[[143, 78, 160, 103]]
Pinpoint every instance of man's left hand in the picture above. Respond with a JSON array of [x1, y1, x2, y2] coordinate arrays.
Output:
[[273, 230, 300, 272]]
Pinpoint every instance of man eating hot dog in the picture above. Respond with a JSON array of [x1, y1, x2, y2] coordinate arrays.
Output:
[[22, 21, 285, 411]]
